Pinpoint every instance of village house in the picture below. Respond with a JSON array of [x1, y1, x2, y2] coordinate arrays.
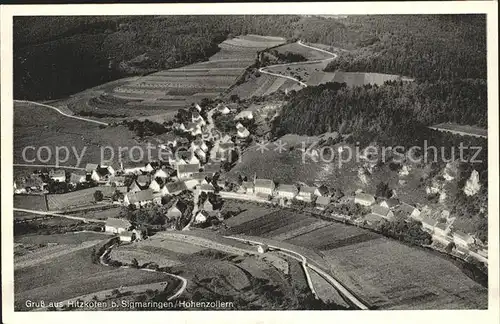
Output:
[[219, 105, 231, 115], [315, 196, 331, 210], [399, 202, 421, 219], [91, 166, 113, 183], [314, 185, 330, 197], [69, 171, 87, 185], [241, 181, 254, 194], [276, 184, 298, 200], [192, 111, 206, 126], [101, 165, 116, 176], [153, 168, 169, 179], [354, 192, 376, 206], [119, 231, 135, 242], [49, 169, 66, 182], [453, 230, 474, 248], [195, 210, 210, 224], [85, 163, 99, 173], [160, 181, 188, 196], [254, 179, 275, 196], [433, 222, 449, 237], [191, 139, 209, 153], [136, 175, 151, 187], [123, 189, 155, 207], [203, 163, 221, 174], [177, 163, 200, 180], [193, 148, 207, 163], [296, 185, 316, 202], [364, 213, 387, 226], [371, 205, 395, 221], [380, 198, 400, 210], [220, 134, 234, 144], [234, 110, 254, 120], [191, 172, 212, 185], [105, 217, 132, 234], [186, 154, 200, 166], [166, 200, 188, 219], [236, 123, 250, 138], [144, 163, 155, 173], [420, 215, 438, 233], [14, 175, 45, 193], [203, 199, 215, 212], [149, 179, 162, 193], [128, 180, 144, 193], [122, 162, 146, 175]]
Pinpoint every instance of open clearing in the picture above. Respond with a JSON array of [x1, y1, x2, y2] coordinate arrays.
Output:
[[14, 102, 153, 169], [219, 201, 487, 309], [14, 195, 48, 212], [273, 42, 334, 60], [14, 233, 174, 310]]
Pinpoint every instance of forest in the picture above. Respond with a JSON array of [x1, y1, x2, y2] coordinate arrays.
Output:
[[14, 14, 486, 99]]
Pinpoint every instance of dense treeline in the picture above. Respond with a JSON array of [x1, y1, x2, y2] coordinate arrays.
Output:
[[15, 15, 486, 99], [324, 15, 486, 80], [272, 79, 487, 139]]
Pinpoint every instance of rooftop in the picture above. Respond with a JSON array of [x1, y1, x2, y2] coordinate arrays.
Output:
[[316, 196, 331, 205], [255, 179, 274, 189], [371, 205, 391, 218], [355, 192, 375, 202], [178, 164, 200, 174], [125, 189, 154, 204], [277, 184, 298, 194]]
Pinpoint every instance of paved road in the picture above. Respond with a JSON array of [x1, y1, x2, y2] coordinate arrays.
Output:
[[224, 235, 369, 310], [14, 99, 109, 126], [258, 41, 338, 88]]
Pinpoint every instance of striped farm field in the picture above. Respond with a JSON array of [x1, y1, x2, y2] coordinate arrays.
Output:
[[47, 186, 116, 210], [273, 42, 334, 60]]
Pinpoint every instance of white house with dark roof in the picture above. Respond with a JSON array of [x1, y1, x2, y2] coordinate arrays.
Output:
[[128, 180, 143, 193], [177, 163, 200, 180], [399, 202, 421, 219], [69, 171, 87, 184], [203, 199, 215, 212], [105, 217, 132, 234], [297, 185, 316, 202], [144, 163, 155, 173], [314, 185, 330, 197], [195, 210, 210, 224], [193, 147, 207, 162], [154, 169, 169, 179], [149, 179, 162, 193], [380, 198, 400, 209], [354, 192, 375, 206], [219, 105, 231, 115], [236, 123, 250, 138], [123, 189, 155, 207], [276, 184, 298, 200]]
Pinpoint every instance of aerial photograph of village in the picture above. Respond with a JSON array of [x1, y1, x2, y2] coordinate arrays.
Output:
[[11, 14, 489, 311]]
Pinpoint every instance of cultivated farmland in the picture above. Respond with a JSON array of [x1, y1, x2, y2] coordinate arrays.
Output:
[[67, 35, 286, 122], [46, 186, 117, 210], [219, 201, 487, 309]]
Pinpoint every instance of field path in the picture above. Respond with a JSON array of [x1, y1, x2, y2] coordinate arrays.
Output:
[[258, 41, 338, 88], [14, 100, 109, 126], [14, 208, 106, 223], [100, 244, 188, 301], [224, 235, 369, 310]]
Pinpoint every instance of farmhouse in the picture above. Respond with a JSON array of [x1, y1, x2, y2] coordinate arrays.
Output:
[[144, 163, 155, 173], [105, 218, 132, 234], [354, 192, 375, 206], [128, 180, 144, 193], [49, 169, 66, 182], [191, 172, 212, 184], [234, 110, 254, 120], [177, 163, 200, 180], [91, 167, 112, 183], [123, 189, 155, 207], [161, 181, 188, 196], [297, 185, 316, 202], [153, 168, 169, 179], [380, 198, 400, 209], [186, 154, 200, 166], [254, 179, 275, 196], [453, 231, 474, 248], [85, 163, 99, 173], [219, 105, 231, 115], [276, 184, 298, 200], [315, 196, 331, 210], [69, 171, 87, 184], [203, 199, 215, 212], [371, 205, 394, 221], [166, 200, 188, 219]]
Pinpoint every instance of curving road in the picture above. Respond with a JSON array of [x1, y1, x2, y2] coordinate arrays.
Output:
[[224, 235, 369, 310], [258, 40, 338, 88], [14, 99, 109, 126]]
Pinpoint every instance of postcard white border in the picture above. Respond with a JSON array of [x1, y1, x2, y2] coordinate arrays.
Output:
[[1, 2, 498, 324]]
